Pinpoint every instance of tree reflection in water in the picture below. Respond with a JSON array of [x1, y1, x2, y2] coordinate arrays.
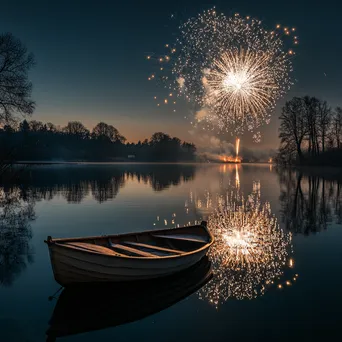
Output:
[[11, 164, 196, 204], [0, 165, 195, 287], [0, 186, 35, 286], [61, 182, 90, 204], [278, 169, 342, 234]]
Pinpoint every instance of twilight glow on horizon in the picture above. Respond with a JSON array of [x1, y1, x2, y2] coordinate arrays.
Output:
[[1, 0, 341, 149]]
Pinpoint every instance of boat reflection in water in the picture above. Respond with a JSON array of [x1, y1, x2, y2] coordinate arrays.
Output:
[[198, 182, 296, 306], [46, 256, 212, 341]]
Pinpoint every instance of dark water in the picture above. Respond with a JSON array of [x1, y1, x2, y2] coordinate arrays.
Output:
[[1, 163, 342, 341]]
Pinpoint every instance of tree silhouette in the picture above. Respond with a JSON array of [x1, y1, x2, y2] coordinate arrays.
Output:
[[331, 107, 342, 149], [277, 96, 342, 165], [63, 121, 89, 139], [279, 97, 307, 163], [317, 100, 332, 153], [0, 33, 35, 125], [92, 122, 126, 143], [19, 120, 29, 133], [150, 132, 171, 145], [0, 119, 197, 162]]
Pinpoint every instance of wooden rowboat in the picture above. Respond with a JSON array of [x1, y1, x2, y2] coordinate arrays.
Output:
[[46, 256, 212, 340], [45, 221, 214, 286]]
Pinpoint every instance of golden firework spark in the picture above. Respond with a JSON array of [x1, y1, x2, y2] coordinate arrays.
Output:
[[147, 9, 297, 136], [203, 49, 283, 130]]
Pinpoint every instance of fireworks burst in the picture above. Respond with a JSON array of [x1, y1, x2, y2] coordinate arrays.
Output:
[[203, 48, 290, 134], [148, 8, 297, 138]]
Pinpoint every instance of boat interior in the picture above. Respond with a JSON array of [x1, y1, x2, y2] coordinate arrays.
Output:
[[55, 225, 211, 258]]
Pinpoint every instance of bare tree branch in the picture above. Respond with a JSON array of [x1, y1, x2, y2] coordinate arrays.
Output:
[[0, 33, 35, 125]]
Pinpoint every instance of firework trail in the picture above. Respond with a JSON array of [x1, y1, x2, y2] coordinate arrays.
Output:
[[147, 8, 297, 140], [235, 138, 240, 160]]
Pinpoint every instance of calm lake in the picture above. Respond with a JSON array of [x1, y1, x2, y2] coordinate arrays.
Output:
[[1, 163, 342, 341]]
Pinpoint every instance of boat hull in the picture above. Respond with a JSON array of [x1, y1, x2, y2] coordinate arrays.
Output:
[[48, 242, 210, 285]]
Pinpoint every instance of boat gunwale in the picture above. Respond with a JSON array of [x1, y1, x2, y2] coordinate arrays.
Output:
[[47, 223, 214, 260]]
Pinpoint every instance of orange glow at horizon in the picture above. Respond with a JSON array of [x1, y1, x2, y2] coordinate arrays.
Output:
[[220, 155, 242, 163], [218, 138, 242, 163]]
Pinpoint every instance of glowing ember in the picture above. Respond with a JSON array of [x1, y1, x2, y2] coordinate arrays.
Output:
[[220, 155, 242, 163]]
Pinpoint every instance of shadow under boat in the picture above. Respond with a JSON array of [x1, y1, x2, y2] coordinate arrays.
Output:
[[46, 256, 212, 341]]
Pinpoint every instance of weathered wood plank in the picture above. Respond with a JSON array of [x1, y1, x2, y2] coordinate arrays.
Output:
[[124, 241, 183, 254], [65, 242, 118, 255], [152, 234, 208, 244], [110, 243, 157, 257]]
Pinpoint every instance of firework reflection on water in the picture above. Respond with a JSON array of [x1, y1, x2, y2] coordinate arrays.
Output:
[[152, 177, 296, 306], [198, 185, 293, 306]]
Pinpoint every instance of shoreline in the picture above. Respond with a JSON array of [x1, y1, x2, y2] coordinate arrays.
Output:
[[13, 161, 271, 166]]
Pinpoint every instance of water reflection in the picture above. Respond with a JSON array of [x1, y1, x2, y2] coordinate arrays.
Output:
[[60, 182, 90, 203], [90, 177, 125, 203], [154, 167, 296, 305], [0, 187, 35, 286], [0, 165, 196, 287], [199, 184, 294, 305], [278, 169, 342, 234], [46, 256, 212, 341], [4, 164, 196, 204]]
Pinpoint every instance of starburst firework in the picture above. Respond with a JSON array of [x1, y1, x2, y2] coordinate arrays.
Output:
[[148, 9, 297, 137], [203, 48, 288, 133]]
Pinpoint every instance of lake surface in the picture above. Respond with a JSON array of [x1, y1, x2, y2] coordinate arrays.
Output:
[[1, 163, 342, 341]]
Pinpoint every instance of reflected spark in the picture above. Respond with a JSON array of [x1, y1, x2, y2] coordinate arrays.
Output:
[[235, 164, 240, 188], [151, 174, 296, 306], [198, 185, 293, 305]]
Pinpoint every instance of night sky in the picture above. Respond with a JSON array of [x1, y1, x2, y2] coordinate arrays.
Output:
[[1, 0, 341, 150]]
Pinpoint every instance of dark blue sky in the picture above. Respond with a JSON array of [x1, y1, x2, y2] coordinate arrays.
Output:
[[1, 0, 341, 149]]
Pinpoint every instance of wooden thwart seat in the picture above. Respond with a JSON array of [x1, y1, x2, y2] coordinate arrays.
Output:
[[124, 241, 183, 255], [109, 242, 156, 257], [64, 242, 118, 256], [152, 234, 208, 244]]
